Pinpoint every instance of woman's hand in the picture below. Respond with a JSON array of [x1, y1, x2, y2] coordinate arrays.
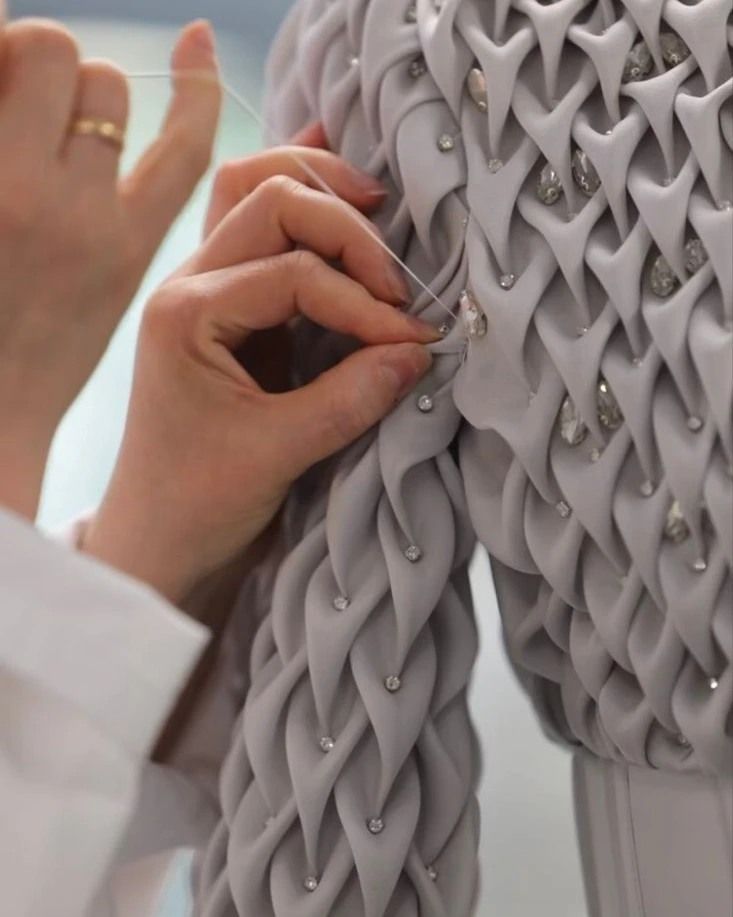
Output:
[[0, 18, 221, 518], [82, 159, 439, 605]]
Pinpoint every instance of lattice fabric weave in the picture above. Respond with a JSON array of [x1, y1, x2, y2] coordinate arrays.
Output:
[[196, 1, 733, 914]]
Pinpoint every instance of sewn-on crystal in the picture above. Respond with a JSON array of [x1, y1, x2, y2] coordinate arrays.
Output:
[[640, 480, 655, 497], [499, 273, 516, 290], [558, 396, 587, 446], [304, 876, 319, 892], [417, 394, 434, 413], [571, 149, 601, 196], [437, 133, 455, 152], [405, 2, 417, 22], [384, 675, 402, 693], [687, 415, 703, 432], [427, 865, 439, 881], [650, 254, 677, 297], [348, 54, 360, 68], [676, 733, 690, 747], [405, 544, 422, 563], [590, 448, 602, 463], [487, 158, 503, 173], [439, 322, 451, 336], [333, 595, 350, 612], [409, 56, 427, 78], [708, 676, 719, 690], [319, 736, 335, 753], [367, 817, 385, 834], [692, 558, 707, 573], [467, 67, 488, 111], [622, 41, 653, 82], [660, 32, 690, 67], [684, 238, 708, 274], [556, 501, 572, 518], [664, 501, 689, 543], [459, 290, 487, 338], [537, 162, 563, 204], [597, 380, 623, 430]]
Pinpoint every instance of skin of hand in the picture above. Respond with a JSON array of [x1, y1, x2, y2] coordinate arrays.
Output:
[[0, 16, 221, 518], [82, 154, 441, 606]]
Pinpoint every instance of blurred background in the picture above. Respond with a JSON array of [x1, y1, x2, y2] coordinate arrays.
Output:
[[11, 1, 586, 915]]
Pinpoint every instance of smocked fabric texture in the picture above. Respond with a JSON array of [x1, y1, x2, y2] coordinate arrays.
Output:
[[196, 1, 733, 914]]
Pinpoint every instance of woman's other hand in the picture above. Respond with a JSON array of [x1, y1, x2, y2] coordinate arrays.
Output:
[[83, 159, 439, 605], [0, 19, 221, 518]]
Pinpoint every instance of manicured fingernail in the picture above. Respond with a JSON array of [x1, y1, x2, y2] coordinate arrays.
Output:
[[385, 261, 412, 305], [380, 344, 433, 401], [404, 315, 444, 342]]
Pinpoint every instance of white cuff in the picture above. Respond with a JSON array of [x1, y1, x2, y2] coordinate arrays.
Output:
[[0, 507, 209, 758]]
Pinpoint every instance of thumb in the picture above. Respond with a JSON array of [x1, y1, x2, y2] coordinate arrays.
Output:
[[274, 343, 433, 474]]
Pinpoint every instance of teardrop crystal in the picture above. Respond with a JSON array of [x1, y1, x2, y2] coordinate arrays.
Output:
[[467, 67, 488, 112], [664, 500, 690, 543], [660, 32, 690, 67], [683, 238, 708, 275], [597, 379, 623, 430], [571, 149, 601, 196], [537, 162, 563, 205], [459, 289, 488, 338], [622, 41, 653, 83], [650, 254, 677, 297], [558, 396, 588, 446]]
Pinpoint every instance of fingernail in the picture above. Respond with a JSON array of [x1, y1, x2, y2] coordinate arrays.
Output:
[[404, 314, 444, 343], [191, 20, 216, 55], [348, 166, 387, 195], [385, 261, 412, 305], [380, 344, 433, 402]]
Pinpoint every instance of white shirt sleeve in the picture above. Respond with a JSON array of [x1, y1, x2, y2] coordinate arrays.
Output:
[[0, 507, 209, 917]]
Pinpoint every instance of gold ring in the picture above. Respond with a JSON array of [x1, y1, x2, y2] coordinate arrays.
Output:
[[70, 117, 126, 151]]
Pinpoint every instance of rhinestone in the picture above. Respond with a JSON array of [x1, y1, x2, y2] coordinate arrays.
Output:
[[459, 290, 488, 338], [304, 876, 319, 892], [409, 56, 427, 78], [577, 326, 589, 337], [437, 133, 455, 152], [417, 394, 434, 413], [384, 674, 402, 693], [662, 176, 673, 186], [556, 501, 572, 518], [650, 254, 677, 297], [499, 273, 516, 290], [333, 595, 350, 611], [660, 32, 690, 67], [558, 396, 588, 446], [708, 676, 719, 690], [427, 865, 439, 881], [488, 158, 503, 173], [404, 544, 422, 563], [319, 735, 335, 753], [537, 162, 563, 205], [632, 356, 643, 367], [367, 816, 385, 834], [687, 415, 703, 432], [692, 557, 707, 573], [622, 41, 653, 83], [719, 200, 733, 211], [640, 480, 655, 497], [684, 238, 708, 274], [467, 67, 488, 112], [676, 733, 690, 747], [590, 448, 602, 463], [405, 2, 417, 22], [571, 149, 601, 196], [348, 54, 360, 67], [439, 322, 451, 336], [664, 500, 690, 543], [597, 379, 623, 430]]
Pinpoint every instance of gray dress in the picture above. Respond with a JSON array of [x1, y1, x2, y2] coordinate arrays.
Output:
[[195, 1, 733, 914]]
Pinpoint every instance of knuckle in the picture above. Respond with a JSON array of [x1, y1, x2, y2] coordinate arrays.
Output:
[[258, 173, 305, 205], [290, 248, 323, 281], [143, 279, 208, 343], [80, 59, 130, 114], [9, 19, 79, 68]]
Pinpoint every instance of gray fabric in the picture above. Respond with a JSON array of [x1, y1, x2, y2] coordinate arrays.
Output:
[[196, 0, 733, 914]]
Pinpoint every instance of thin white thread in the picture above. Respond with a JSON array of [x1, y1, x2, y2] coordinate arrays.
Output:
[[125, 69, 457, 323]]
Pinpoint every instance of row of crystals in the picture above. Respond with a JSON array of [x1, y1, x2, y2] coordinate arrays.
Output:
[[305, 863, 438, 893]]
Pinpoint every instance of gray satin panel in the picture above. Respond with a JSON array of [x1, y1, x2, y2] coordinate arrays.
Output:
[[196, 1, 733, 915]]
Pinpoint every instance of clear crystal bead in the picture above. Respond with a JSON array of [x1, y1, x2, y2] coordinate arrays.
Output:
[[556, 501, 572, 518], [660, 32, 690, 67], [499, 273, 516, 290], [676, 733, 690, 748], [708, 676, 719, 690], [687, 415, 703, 432], [622, 40, 653, 83], [304, 876, 319, 892], [404, 544, 422, 563], [417, 394, 434, 413], [640, 480, 655, 497], [348, 54, 360, 68], [467, 67, 488, 112], [405, 2, 417, 22], [537, 162, 563, 205], [590, 448, 602, 463], [319, 736, 335, 753], [571, 149, 601, 196], [459, 290, 488, 338], [427, 865, 439, 881], [333, 595, 350, 612], [384, 675, 402, 693], [650, 254, 677, 297], [367, 816, 385, 834], [719, 200, 733, 211], [409, 56, 427, 78], [632, 356, 644, 367], [692, 557, 707, 573], [664, 500, 690, 543], [487, 158, 503, 173], [439, 322, 451, 336], [437, 133, 455, 152], [558, 396, 588, 446], [597, 379, 623, 430], [684, 238, 708, 274]]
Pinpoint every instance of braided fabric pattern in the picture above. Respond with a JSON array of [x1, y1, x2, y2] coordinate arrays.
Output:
[[197, 0, 733, 913]]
